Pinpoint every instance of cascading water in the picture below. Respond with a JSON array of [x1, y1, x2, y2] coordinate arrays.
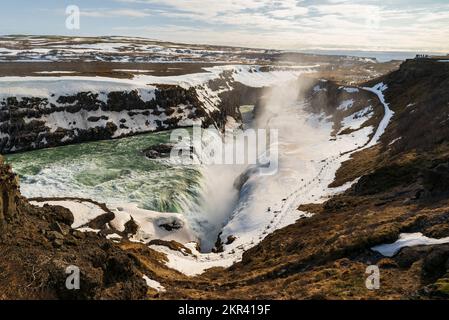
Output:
[[5, 131, 204, 214], [177, 78, 307, 252], [182, 79, 307, 251], [180, 124, 257, 252]]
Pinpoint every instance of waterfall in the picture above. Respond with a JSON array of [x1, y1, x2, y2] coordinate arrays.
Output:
[[180, 78, 306, 252]]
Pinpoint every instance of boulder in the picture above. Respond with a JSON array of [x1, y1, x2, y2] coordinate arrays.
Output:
[[43, 204, 74, 227], [142, 144, 174, 159], [157, 217, 184, 231], [124, 217, 139, 236], [422, 244, 449, 280], [87, 212, 115, 230]]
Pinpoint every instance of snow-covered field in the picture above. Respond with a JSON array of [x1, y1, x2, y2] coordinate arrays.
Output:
[[0, 36, 273, 64]]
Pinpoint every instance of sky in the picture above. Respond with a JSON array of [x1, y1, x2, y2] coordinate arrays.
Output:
[[1, 0, 449, 52]]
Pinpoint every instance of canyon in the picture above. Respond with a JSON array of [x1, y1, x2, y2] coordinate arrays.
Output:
[[1, 36, 449, 300]]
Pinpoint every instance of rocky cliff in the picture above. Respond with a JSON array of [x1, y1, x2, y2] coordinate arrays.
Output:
[[0, 155, 157, 299], [0, 68, 266, 154], [0, 157, 20, 230]]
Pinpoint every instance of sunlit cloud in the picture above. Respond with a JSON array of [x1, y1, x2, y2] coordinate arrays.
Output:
[[81, 8, 152, 18], [3, 0, 449, 52]]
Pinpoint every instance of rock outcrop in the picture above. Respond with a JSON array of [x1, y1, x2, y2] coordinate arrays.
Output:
[[0, 158, 152, 299], [0, 156, 20, 229]]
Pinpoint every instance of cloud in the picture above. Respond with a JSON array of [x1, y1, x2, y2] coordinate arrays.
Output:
[[310, 3, 380, 17], [81, 8, 152, 18], [116, 0, 308, 20], [103, 0, 449, 51], [116, 0, 267, 16], [270, 8, 309, 19]]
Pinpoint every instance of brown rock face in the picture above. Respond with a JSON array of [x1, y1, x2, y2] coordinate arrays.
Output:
[[0, 159, 150, 300], [0, 157, 20, 228]]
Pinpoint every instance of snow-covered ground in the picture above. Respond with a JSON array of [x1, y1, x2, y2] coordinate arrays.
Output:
[[0, 37, 273, 64], [0, 75, 157, 101], [361, 83, 394, 149], [372, 233, 449, 257], [110, 203, 196, 244], [143, 275, 166, 292], [0, 65, 311, 93], [30, 199, 196, 243], [340, 106, 374, 132], [337, 99, 354, 111], [33, 71, 78, 75], [31, 200, 106, 229]]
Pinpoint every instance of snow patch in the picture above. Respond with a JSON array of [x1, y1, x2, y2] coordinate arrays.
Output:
[[340, 106, 374, 132], [34, 71, 77, 75], [343, 87, 360, 93], [313, 85, 327, 93], [76, 227, 101, 233], [150, 243, 236, 276], [0, 76, 157, 102], [361, 83, 395, 149], [372, 233, 449, 257], [389, 137, 402, 146], [106, 233, 122, 240], [113, 69, 153, 73], [110, 203, 197, 244], [30, 200, 106, 229], [337, 99, 354, 111], [142, 275, 166, 292]]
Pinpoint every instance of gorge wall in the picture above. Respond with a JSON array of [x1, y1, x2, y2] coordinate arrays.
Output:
[[0, 67, 269, 154]]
